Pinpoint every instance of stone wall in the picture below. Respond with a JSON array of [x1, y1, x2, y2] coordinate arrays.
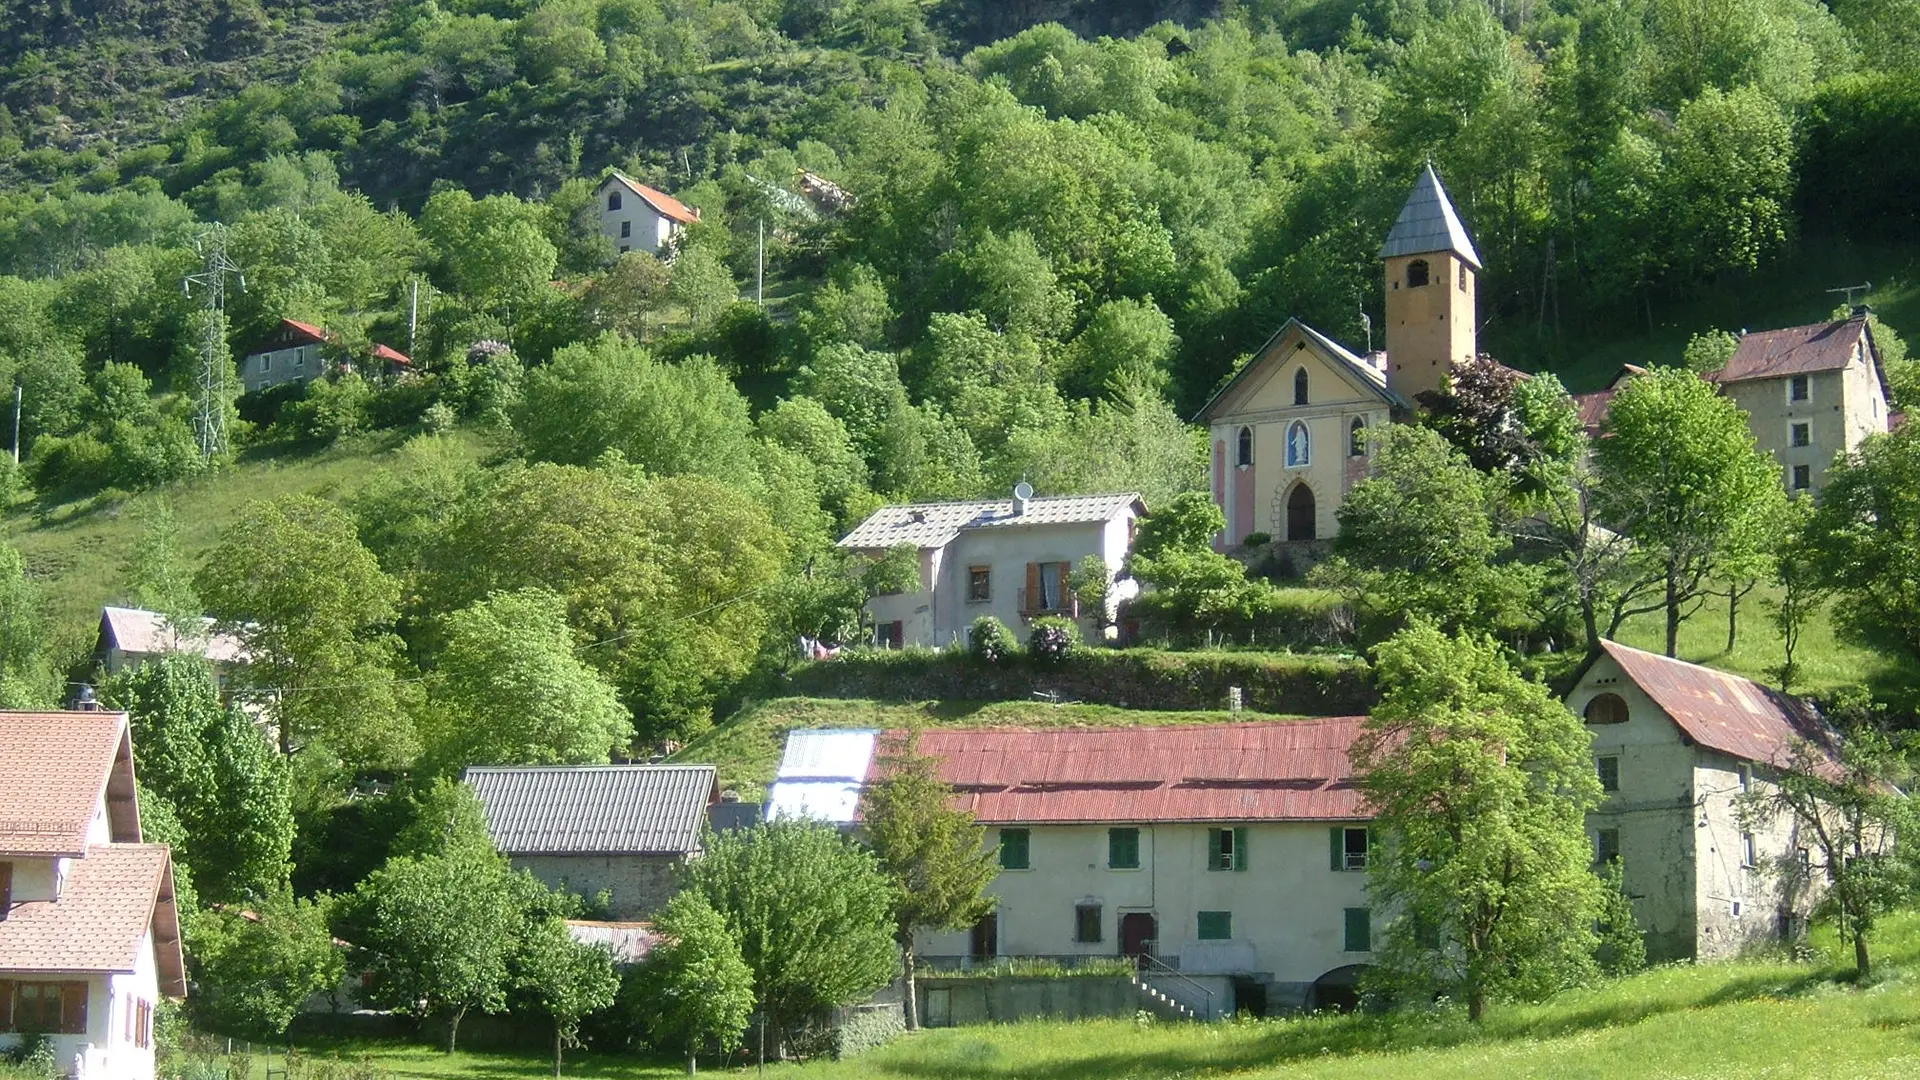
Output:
[[510, 853, 683, 919], [917, 976, 1140, 1027]]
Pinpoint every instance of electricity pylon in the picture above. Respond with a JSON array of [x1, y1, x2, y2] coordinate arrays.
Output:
[[182, 226, 244, 461]]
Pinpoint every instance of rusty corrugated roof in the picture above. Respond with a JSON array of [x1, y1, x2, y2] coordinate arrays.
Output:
[[1710, 316, 1867, 384], [1600, 640, 1835, 768], [895, 720, 1370, 824]]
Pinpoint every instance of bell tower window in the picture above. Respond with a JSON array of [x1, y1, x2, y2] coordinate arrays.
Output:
[[1406, 259, 1430, 288]]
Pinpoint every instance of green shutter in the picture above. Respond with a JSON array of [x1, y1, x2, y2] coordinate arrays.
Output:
[[1233, 827, 1249, 872], [1207, 828, 1223, 871], [1197, 911, 1231, 940], [1344, 908, 1372, 952], [999, 829, 1029, 870], [1330, 827, 1343, 871], [1109, 828, 1139, 869]]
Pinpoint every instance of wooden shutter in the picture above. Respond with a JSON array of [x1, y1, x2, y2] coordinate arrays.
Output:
[[0, 861, 10, 917], [0, 979, 14, 1032], [1025, 563, 1041, 611], [1330, 827, 1344, 871], [59, 981, 87, 1035], [1233, 827, 1249, 872]]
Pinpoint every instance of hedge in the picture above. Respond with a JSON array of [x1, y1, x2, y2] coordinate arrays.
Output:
[[787, 646, 1374, 716]]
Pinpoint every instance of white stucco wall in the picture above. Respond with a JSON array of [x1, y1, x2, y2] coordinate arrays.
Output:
[[0, 939, 154, 1080], [597, 183, 680, 256], [914, 821, 1373, 997]]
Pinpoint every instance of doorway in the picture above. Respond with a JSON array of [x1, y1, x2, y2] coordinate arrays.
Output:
[[1120, 912, 1157, 960], [969, 912, 998, 962]]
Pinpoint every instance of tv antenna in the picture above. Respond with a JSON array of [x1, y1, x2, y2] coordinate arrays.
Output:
[[182, 225, 244, 461], [1827, 282, 1872, 310]]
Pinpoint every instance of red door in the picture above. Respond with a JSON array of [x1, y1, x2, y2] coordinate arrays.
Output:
[[1120, 912, 1157, 959]]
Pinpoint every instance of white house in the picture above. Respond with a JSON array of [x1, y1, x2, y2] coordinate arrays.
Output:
[[837, 488, 1145, 649], [1566, 641, 1838, 961], [465, 765, 719, 919], [595, 173, 700, 256], [95, 606, 247, 680], [0, 710, 186, 1080], [772, 722, 1377, 1016]]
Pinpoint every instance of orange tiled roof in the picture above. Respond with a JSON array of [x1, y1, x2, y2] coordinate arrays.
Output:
[[608, 173, 700, 225], [0, 712, 132, 856], [371, 343, 411, 365], [0, 844, 185, 996]]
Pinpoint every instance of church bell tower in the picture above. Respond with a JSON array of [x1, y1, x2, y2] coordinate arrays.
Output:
[[1380, 163, 1481, 406]]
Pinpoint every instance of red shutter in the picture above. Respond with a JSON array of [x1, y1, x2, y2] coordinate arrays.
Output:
[[60, 982, 87, 1035], [0, 979, 14, 1031]]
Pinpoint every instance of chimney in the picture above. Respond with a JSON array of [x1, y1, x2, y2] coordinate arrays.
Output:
[[1012, 481, 1033, 517], [70, 685, 99, 712], [1854, 304, 1872, 319]]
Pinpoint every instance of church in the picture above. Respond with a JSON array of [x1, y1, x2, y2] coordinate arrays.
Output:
[[1196, 164, 1482, 549]]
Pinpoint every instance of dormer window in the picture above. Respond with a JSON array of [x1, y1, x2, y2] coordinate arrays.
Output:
[[1294, 367, 1309, 406], [1406, 259, 1430, 288], [1236, 426, 1253, 468]]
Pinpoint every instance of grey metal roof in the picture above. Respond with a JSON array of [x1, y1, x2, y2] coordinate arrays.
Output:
[[464, 765, 716, 855], [837, 492, 1142, 551], [1379, 163, 1481, 269]]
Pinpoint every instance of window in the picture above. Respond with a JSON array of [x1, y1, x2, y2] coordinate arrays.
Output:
[[1348, 417, 1366, 458], [1732, 900, 1743, 917], [1584, 693, 1629, 725], [967, 566, 991, 603], [1026, 561, 1068, 613], [261, 352, 271, 372], [608, 191, 622, 211], [620, 245, 631, 254], [1343, 908, 1372, 952], [1790, 422, 1811, 448], [1789, 374, 1810, 402], [620, 220, 632, 238], [1742, 832, 1757, 869], [1595, 828, 1621, 867], [1294, 367, 1310, 406], [1108, 827, 1141, 870], [1330, 827, 1368, 871], [1075, 903, 1103, 943], [293, 348, 304, 368], [1792, 464, 1812, 491], [1236, 425, 1253, 468], [1285, 420, 1310, 468], [998, 828, 1030, 870], [1406, 259, 1430, 288], [0, 860, 10, 911], [3, 981, 85, 1034], [874, 621, 903, 649], [1597, 755, 1620, 793], [1197, 911, 1232, 940], [1208, 827, 1248, 872], [1738, 764, 1752, 791]]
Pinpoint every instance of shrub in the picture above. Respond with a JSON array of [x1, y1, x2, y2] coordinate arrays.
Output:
[[1028, 616, 1079, 663], [1240, 531, 1272, 547], [969, 616, 1015, 664], [421, 400, 457, 435], [236, 381, 308, 428], [364, 375, 437, 430], [283, 374, 372, 443]]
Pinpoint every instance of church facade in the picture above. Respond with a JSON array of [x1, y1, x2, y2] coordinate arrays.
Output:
[[1197, 164, 1482, 549]]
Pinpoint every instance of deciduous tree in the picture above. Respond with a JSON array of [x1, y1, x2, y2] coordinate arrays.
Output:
[[1801, 425, 1920, 672], [513, 917, 619, 1078], [190, 889, 344, 1039], [630, 892, 755, 1075]]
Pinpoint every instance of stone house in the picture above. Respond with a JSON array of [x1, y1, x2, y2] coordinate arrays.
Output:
[[239, 319, 412, 395], [1565, 640, 1837, 961], [1706, 310, 1892, 497], [95, 606, 246, 680], [838, 488, 1144, 649], [0, 710, 187, 1080], [465, 765, 719, 919], [595, 172, 700, 257], [1197, 164, 1482, 551], [869, 723, 1376, 1016]]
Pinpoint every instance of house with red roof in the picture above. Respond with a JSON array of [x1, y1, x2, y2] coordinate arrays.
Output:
[[1706, 308, 1892, 497], [0, 709, 184, 1080], [239, 320, 412, 395], [849, 721, 1377, 1017], [596, 172, 700, 257], [1566, 640, 1842, 962]]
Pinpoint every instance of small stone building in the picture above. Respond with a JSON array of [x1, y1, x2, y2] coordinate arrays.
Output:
[[465, 764, 719, 919], [1565, 641, 1837, 961]]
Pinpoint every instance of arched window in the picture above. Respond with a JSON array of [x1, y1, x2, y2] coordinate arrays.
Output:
[[1285, 420, 1310, 468], [1406, 259, 1430, 288], [1584, 693, 1629, 725], [1236, 425, 1253, 468], [1348, 417, 1366, 458], [1294, 367, 1310, 406], [1286, 484, 1316, 542]]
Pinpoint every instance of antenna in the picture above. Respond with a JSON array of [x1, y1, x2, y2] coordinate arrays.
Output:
[[1827, 282, 1873, 310], [181, 224, 244, 461]]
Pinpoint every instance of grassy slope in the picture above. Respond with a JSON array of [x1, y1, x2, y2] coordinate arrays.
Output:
[[268, 911, 1920, 1079], [673, 697, 1297, 801], [3, 429, 495, 652]]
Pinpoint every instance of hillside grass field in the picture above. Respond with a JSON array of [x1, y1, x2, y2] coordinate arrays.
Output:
[[249, 910, 1920, 1080]]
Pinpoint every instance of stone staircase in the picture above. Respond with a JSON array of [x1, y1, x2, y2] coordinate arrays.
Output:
[[1129, 972, 1200, 1021]]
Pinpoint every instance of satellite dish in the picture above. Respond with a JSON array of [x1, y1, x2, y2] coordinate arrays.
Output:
[[1014, 481, 1034, 501]]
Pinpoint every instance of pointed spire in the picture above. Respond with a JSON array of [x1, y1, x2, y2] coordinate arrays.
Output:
[[1379, 162, 1482, 270]]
